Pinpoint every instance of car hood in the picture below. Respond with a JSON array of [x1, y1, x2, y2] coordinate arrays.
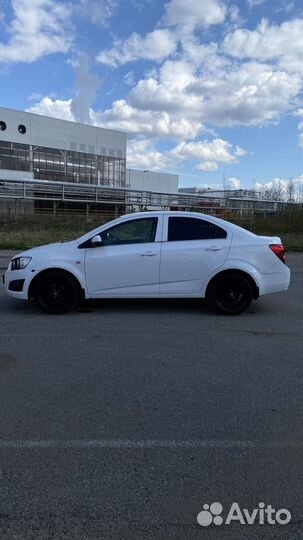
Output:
[[13, 240, 79, 259]]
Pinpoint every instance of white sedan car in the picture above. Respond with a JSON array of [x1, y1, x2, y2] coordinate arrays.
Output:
[[3, 211, 290, 315]]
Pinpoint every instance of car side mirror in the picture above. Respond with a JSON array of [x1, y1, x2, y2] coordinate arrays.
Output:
[[91, 234, 103, 246]]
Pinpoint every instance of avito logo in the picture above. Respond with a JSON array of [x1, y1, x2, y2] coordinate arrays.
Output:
[[197, 502, 291, 527]]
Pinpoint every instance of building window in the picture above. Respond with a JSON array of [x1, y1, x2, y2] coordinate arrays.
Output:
[[0, 140, 126, 187], [18, 124, 27, 134], [0, 140, 30, 171], [33, 146, 65, 181]]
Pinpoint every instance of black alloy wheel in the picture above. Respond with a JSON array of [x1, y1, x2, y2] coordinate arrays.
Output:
[[207, 273, 253, 315], [34, 271, 80, 314]]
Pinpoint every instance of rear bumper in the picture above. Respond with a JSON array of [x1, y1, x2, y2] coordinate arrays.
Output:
[[258, 265, 291, 296]]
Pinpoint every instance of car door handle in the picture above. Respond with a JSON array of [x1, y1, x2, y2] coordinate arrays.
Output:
[[141, 251, 157, 256], [205, 247, 222, 251]]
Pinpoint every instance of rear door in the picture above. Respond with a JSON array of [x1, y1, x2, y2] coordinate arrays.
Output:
[[160, 215, 231, 295]]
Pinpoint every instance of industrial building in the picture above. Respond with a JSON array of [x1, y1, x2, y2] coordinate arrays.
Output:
[[0, 106, 127, 187], [127, 169, 178, 193], [0, 106, 180, 217], [0, 107, 294, 219], [0, 107, 180, 193]]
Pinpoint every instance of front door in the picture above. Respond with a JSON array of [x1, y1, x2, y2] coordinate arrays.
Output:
[[84, 216, 161, 296]]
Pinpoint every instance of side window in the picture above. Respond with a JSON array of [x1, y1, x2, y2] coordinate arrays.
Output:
[[101, 218, 158, 245], [168, 217, 227, 241]]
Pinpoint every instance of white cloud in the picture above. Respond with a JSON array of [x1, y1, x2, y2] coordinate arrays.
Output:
[[127, 138, 172, 170], [163, 0, 227, 30], [234, 146, 247, 157], [26, 95, 247, 174], [171, 138, 246, 171], [96, 29, 177, 67], [294, 109, 303, 119], [227, 5, 245, 28], [276, 1, 295, 14], [0, 0, 73, 63], [27, 95, 204, 139], [27, 92, 45, 101], [129, 60, 201, 115], [186, 60, 301, 126], [127, 136, 246, 173], [94, 99, 203, 139], [124, 71, 135, 86], [27, 97, 74, 120], [94, 7, 303, 135], [222, 18, 303, 72], [127, 52, 301, 129], [228, 177, 241, 189], [247, 0, 266, 8], [283, 2, 295, 13], [196, 161, 219, 172], [80, 0, 118, 26]]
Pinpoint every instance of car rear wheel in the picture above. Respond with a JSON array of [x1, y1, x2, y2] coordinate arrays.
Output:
[[34, 271, 80, 314], [207, 273, 253, 315]]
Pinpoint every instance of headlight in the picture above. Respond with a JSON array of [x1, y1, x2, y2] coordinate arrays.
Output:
[[11, 257, 32, 270]]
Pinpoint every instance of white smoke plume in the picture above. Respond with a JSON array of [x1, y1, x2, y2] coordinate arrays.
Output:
[[71, 54, 100, 124]]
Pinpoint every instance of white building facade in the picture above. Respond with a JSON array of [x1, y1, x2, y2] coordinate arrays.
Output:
[[127, 168, 178, 194], [0, 107, 127, 187]]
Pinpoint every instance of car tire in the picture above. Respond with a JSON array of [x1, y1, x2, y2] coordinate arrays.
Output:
[[207, 273, 253, 315], [34, 271, 80, 314]]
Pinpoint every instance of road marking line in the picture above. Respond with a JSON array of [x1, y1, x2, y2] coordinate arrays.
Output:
[[0, 439, 298, 449]]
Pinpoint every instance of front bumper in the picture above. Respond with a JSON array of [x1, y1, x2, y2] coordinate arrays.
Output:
[[3, 268, 30, 300]]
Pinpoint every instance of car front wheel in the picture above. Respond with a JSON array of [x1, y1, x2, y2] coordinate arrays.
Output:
[[207, 273, 253, 315], [33, 271, 80, 314]]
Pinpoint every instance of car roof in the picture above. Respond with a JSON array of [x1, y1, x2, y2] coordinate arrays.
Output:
[[123, 210, 217, 218]]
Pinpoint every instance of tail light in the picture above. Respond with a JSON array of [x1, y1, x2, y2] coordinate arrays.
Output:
[[270, 244, 286, 264]]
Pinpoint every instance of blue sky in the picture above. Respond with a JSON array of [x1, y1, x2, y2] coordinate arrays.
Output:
[[1, 0, 303, 192]]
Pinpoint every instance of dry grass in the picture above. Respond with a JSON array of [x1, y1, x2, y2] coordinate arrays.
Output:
[[0, 209, 302, 250], [0, 216, 102, 250]]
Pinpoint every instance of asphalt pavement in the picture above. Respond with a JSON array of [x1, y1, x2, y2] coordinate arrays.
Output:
[[0, 252, 302, 539]]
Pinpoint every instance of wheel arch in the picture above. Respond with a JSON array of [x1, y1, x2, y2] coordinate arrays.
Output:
[[205, 269, 259, 300], [28, 267, 85, 300]]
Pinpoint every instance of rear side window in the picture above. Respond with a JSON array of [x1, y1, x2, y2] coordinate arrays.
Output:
[[168, 217, 227, 241]]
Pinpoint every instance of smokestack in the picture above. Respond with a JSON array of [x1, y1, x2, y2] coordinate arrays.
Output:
[[71, 54, 100, 124]]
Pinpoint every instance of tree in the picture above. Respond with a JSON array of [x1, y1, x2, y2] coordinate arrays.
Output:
[[260, 181, 285, 201], [286, 178, 296, 202]]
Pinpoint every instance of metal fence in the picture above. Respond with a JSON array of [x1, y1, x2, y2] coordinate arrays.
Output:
[[0, 176, 297, 220]]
